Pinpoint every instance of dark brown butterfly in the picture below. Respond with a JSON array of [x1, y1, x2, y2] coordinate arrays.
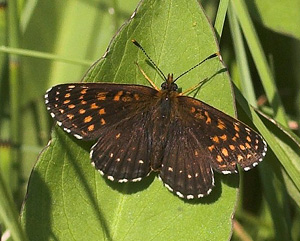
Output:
[[45, 40, 267, 199]]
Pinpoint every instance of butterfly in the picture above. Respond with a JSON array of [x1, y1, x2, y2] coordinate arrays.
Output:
[[45, 40, 267, 199]]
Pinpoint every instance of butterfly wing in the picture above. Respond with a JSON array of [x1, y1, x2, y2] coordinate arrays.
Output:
[[159, 119, 214, 199], [45, 83, 157, 140], [90, 108, 153, 182], [177, 96, 267, 173]]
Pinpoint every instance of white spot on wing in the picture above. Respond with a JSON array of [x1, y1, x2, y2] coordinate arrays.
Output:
[[132, 177, 142, 182], [206, 188, 212, 195], [211, 168, 215, 186], [222, 170, 232, 175], [187, 195, 194, 199], [197, 193, 204, 198], [63, 128, 71, 133], [176, 191, 184, 198], [164, 183, 173, 192], [107, 176, 114, 181], [74, 134, 83, 140]]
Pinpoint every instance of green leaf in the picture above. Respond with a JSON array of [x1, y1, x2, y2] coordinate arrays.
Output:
[[258, 111, 300, 207], [246, 0, 300, 40], [21, 0, 239, 240]]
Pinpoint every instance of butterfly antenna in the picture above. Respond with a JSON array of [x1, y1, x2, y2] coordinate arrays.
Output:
[[173, 52, 220, 82], [132, 40, 167, 81]]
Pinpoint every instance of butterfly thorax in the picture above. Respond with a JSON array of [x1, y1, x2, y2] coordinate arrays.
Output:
[[150, 74, 181, 170]]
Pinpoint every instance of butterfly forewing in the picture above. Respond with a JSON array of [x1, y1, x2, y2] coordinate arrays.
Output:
[[177, 96, 267, 174], [45, 83, 157, 140]]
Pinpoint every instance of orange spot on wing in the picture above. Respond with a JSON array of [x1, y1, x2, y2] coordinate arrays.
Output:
[[216, 155, 223, 163], [113, 91, 123, 101], [81, 89, 87, 94], [217, 119, 226, 130], [237, 155, 243, 162], [68, 104, 75, 109], [208, 145, 215, 152], [234, 125, 240, 132], [220, 134, 227, 141], [88, 124, 95, 131], [99, 108, 106, 115], [90, 103, 99, 109], [79, 109, 86, 114], [212, 136, 219, 143], [222, 148, 229, 157], [204, 111, 211, 124], [97, 92, 108, 100], [84, 116, 92, 123], [67, 114, 74, 120], [101, 118, 106, 125]]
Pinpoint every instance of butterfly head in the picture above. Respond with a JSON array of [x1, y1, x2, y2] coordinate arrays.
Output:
[[161, 73, 178, 92]]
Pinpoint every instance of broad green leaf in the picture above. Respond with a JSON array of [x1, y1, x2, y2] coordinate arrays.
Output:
[[21, 0, 239, 240]]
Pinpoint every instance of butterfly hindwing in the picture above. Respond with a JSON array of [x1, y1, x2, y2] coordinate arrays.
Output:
[[159, 119, 214, 199], [90, 107, 153, 182], [45, 83, 157, 140]]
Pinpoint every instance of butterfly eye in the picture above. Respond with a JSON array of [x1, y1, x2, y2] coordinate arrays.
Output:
[[160, 82, 178, 91], [171, 83, 178, 91], [161, 82, 168, 90]]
